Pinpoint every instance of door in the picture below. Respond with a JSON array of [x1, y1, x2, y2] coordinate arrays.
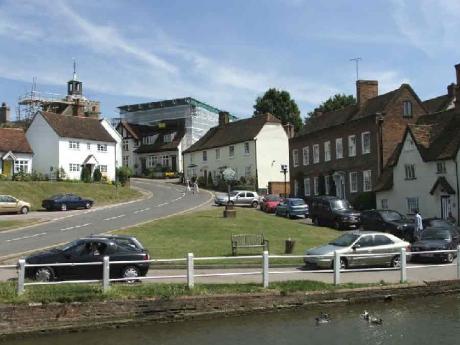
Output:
[[371, 234, 396, 266], [171, 155, 177, 172], [3, 160, 12, 177], [235, 192, 246, 205], [349, 235, 375, 267], [71, 240, 106, 279], [441, 196, 451, 220]]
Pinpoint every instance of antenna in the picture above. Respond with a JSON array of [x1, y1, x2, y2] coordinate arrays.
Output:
[[72, 58, 78, 81], [350, 57, 362, 81]]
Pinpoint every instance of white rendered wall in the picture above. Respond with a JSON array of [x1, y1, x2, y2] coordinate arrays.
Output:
[[101, 119, 122, 168]]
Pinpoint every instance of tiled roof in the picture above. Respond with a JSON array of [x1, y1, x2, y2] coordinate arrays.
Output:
[[39, 112, 115, 142], [118, 121, 154, 140], [0, 128, 33, 154], [134, 130, 185, 154], [183, 113, 281, 153], [422, 94, 453, 113]]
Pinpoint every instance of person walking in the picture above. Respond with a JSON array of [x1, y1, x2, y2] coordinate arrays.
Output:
[[185, 179, 191, 193], [414, 209, 423, 240], [193, 180, 199, 194]]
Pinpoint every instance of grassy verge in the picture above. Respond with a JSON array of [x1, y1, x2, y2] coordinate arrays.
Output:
[[0, 181, 141, 211], [116, 207, 340, 265], [0, 280, 377, 304], [0, 219, 41, 232]]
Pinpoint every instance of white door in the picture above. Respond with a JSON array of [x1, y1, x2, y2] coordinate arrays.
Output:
[[441, 196, 452, 219]]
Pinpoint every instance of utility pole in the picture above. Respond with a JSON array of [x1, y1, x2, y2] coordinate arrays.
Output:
[[350, 57, 362, 81]]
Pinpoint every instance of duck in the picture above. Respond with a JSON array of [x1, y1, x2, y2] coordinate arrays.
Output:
[[315, 312, 331, 325], [361, 310, 383, 325]]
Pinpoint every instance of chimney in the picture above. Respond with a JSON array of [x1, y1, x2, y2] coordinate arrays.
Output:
[[356, 80, 378, 106], [283, 123, 295, 139], [314, 110, 323, 117], [0, 102, 10, 124], [455, 64, 460, 109], [72, 99, 85, 117], [218, 111, 229, 127], [447, 83, 456, 97]]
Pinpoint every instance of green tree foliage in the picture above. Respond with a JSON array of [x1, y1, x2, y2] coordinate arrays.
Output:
[[93, 167, 102, 182], [307, 94, 356, 120], [116, 166, 133, 186], [80, 166, 92, 183], [253, 88, 302, 131]]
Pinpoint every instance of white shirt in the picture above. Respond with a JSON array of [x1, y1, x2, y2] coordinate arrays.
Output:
[[415, 213, 423, 231]]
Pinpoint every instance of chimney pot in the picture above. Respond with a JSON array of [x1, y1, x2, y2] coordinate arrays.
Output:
[[356, 80, 378, 106], [0, 102, 10, 124]]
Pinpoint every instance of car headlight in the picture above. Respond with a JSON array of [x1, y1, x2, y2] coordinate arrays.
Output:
[[397, 225, 403, 230], [341, 216, 350, 221]]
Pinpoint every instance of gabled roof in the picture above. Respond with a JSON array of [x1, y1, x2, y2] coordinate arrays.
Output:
[[430, 176, 456, 195], [183, 113, 281, 153], [134, 130, 185, 154], [422, 94, 454, 113], [0, 128, 33, 154], [117, 121, 155, 140], [38, 112, 115, 143]]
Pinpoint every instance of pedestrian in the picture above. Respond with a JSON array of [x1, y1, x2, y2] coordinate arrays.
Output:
[[193, 180, 199, 194], [414, 209, 423, 240], [447, 212, 456, 225], [185, 179, 191, 193]]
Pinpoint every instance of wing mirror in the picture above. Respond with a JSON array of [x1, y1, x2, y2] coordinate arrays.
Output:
[[352, 244, 361, 251]]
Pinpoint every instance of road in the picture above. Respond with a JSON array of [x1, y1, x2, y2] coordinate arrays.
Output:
[[0, 178, 211, 260]]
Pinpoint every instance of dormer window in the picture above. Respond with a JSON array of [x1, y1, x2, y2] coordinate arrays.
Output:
[[403, 101, 413, 118], [164, 132, 175, 143]]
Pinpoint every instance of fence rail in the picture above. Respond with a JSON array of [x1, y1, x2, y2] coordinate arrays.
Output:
[[6, 245, 460, 295]]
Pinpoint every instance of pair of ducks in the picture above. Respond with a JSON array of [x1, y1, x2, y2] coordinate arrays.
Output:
[[315, 311, 383, 325]]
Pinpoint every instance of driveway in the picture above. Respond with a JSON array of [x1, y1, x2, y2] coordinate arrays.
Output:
[[0, 178, 212, 260]]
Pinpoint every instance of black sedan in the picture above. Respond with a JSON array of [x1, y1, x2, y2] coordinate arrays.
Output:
[[25, 237, 150, 282], [361, 209, 416, 242], [42, 193, 94, 211], [411, 227, 459, 263]]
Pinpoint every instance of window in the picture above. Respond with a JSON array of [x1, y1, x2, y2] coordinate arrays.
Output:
[[293, 149, 299, 167], [122, 140, 128, 151], [229, 145, 235, 158], [202, 151, 207, 162], [313, 176, 319, 195], [325, 175, 330, 195], [69, 163, 80, 172], [403, 101, 413, 118], [87, 143, 91, 150], [361, 132, 371, 154], [216, 148, 220, 160], [163, 133, 175, 143], [405, 164, 416, 180], [14, 160, 29, 173], [161, 155, 171, 167], [245, 166, 251, 177], [142, 135, 155, 145], [374, 235, 393, 246], [122, 156, 129, 166], [97, 144, 107, 152], [99, 165, 107, 173], [190, 153, 194, 163], [294, 180, 299, 196], [244, 142, 250, 155], [313, 144, 320, 163], [436, 161, 446, 174], [324, 141, 331, 161], [302, 146, 309, 165], [348, 135, 356, 157], [349, 172, 358, 193], [304, 178, 311, 196], [407, 197, 419, 214], [363, 170, 372, 192], [69, 141, 80, 150], [381, 199, 389, 209], [335, 138, 343, 159]]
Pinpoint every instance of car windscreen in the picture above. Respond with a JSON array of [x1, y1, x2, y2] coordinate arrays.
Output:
[[329, 233, 360, 246], [265, 195, 281, 201], [290, 199, 305, 205], [380, 211, 403, 222], [331, 199, 351, 210], [60, 240, 82, 251], [421, 230, 451, 241], [50, 194, 64, 200], [427, 219, 450, 228]]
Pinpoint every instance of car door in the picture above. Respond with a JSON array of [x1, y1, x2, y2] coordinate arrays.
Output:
[[246, 192, 255, 205], [0, 195, 18, 213], [277, 201, 287, 215], [60, 241, 89, 279], [71, 240, 105, 279], [371, 234, 396, 266], [349, 235, 375, 267], [235, 192, 246, 206]]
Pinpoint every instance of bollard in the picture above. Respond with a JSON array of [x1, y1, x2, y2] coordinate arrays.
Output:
[[333, 251, 341, 285], [187, 253, 194, 289], [262, 251, 269, 288], [17, 259, 25, 295], [400, 247, 407, 283], [102, 256, 110, 292], [457, 246, 460, 279]]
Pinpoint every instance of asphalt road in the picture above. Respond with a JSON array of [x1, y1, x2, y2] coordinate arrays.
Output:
[[0, 178, 211, 260]]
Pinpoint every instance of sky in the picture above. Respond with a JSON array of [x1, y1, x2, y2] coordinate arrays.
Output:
[[0, 0, 460, 121]]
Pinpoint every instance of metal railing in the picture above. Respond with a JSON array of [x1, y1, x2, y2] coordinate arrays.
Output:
[[9, 245, 460, 295]]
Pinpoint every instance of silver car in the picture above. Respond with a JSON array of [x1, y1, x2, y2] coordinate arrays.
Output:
[[304, 231, 410, 269], [214, 190, 260, 208]]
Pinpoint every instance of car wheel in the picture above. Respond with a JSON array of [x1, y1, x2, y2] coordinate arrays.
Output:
[[313, 217, 321, 226], [391, 255, 401, 268], [60, 203, 67, 211], [35, 267, 54, 282], [121, 266, 140, 284], [331, 258, 348, 270], [227, 201, 234, 206], [20, 206, 29, 215], [446, 253, 454, 263], [251, 201, 258, 208], [85, 202, 92, 209], [334, 220, 342, 230]]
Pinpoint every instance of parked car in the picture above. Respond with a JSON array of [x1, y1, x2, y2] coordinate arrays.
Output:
[[42, 193, 94, 211], [0, 195, 30, 214], [88, 234, 145, 250], [214, 190, 260, 208], [275, 198, 309, 218], [304, 231, 410, 269], [309, 196, 360, 230], [422, 218, 459, 231], [361, 209, 416, 242], [260, 194, 283, 213], [25, 237, 150, 282], [411, 227, 459, 263]]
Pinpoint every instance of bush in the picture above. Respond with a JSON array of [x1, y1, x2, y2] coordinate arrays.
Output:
[[197, 176, 206, 187], [0, 174, 7, 181], [55, 166, 67, 181], [93, 168, 102, 182], [31, 170, 48, 181], [12, 171, 32, 181], [352, 191, 376, 210], [80, 166, 92, 183], [116, 166, 133, 186]]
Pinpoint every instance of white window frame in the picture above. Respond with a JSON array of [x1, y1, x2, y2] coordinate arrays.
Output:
[[436, 161, 446, 174], [97, 144, 107, 152], [313, 176, 319, 195], [324, 141, 331, 161], [202, 151, 207, 162], [381, 199, 389, 209], [325, 175, 330, 195], [302, 146, 309, 165], [349, 172, 358, 193], [361, 131, 371, 154], [293, 149, 299, 167], [69, 163, 80, 172], [348, 135, 356, 157], [405, 164, 416, 180], [69, 141, 80, 150], [244, 142, 250, 155], [335, 138, 343, 159], [363, 170, 372, 192], [122, 140, 128, 151], [403, 100, 413, 118], [313, 144, 320, 164], [14, 160, 29, 173], [407, 197, 419, 214], [304, 177, 311, 196], [122, 156, 129, 167], [99, 165, 107, 173], [229, 145, 235, 158]]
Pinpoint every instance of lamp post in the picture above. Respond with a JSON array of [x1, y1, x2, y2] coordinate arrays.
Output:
[[280, 164, 288, 198]]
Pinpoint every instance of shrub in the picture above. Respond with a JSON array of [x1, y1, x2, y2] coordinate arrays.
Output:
[[12, 171, 32, 181], [80, 166, 92, 183], [31, 170, 48, 181], [116, 166, 133, 186], [197, 176, 206, 187], [207, 171, 213, 186], [93, 168, 102, 182], [0, 173, 7, 181]]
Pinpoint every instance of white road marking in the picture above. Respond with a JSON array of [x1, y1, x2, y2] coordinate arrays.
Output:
[[103, 215, 126, 221], [60, 223, 91, 232], [6, 232, 47, 242], [134, 208, 150, 214], [157, 202, 169, 207]]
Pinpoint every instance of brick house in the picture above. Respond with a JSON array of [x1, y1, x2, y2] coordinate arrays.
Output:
[[289, 80, 427, 203]]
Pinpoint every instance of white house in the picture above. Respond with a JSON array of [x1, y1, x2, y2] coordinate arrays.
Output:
[[376, 110, 460, 223], [183, 112, 290, 192], [26, 111, 121, 180], [0, 128, 33, 177]]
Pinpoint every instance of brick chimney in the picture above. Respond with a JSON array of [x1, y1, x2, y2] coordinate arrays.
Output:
[[356, 80, 378, 106], [455, 64, 460, 109], [283, 123, 295, 139], [0, 102, 10, 124], [218, 111, 229, 127], [447, 83, 456, 97]]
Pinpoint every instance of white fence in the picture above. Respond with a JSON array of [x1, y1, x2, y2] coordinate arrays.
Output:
[[2, 246, 460, 295]]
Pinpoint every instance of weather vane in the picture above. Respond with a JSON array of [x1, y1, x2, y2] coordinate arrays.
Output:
[[350, 57, 362, 81]]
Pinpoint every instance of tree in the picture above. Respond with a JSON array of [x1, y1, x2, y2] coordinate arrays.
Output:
[[116, 166, 132, 186], [253, 88, 302, 131], [93, 167, 102, 182], [307, 94, 356, 119], [80, 166, 92, 183]]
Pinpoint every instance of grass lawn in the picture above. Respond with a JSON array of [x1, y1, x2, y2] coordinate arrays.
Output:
[[0, 219, 41, 232], [116, 208, 340, 262], [0, 181, 141, 211]]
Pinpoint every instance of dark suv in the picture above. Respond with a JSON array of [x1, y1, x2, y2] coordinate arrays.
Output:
[[361, 209, 416, 242], [309, 196, 360, 230]]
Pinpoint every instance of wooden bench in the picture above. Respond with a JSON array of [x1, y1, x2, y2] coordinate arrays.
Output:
[[231, 234, 269, 256]]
